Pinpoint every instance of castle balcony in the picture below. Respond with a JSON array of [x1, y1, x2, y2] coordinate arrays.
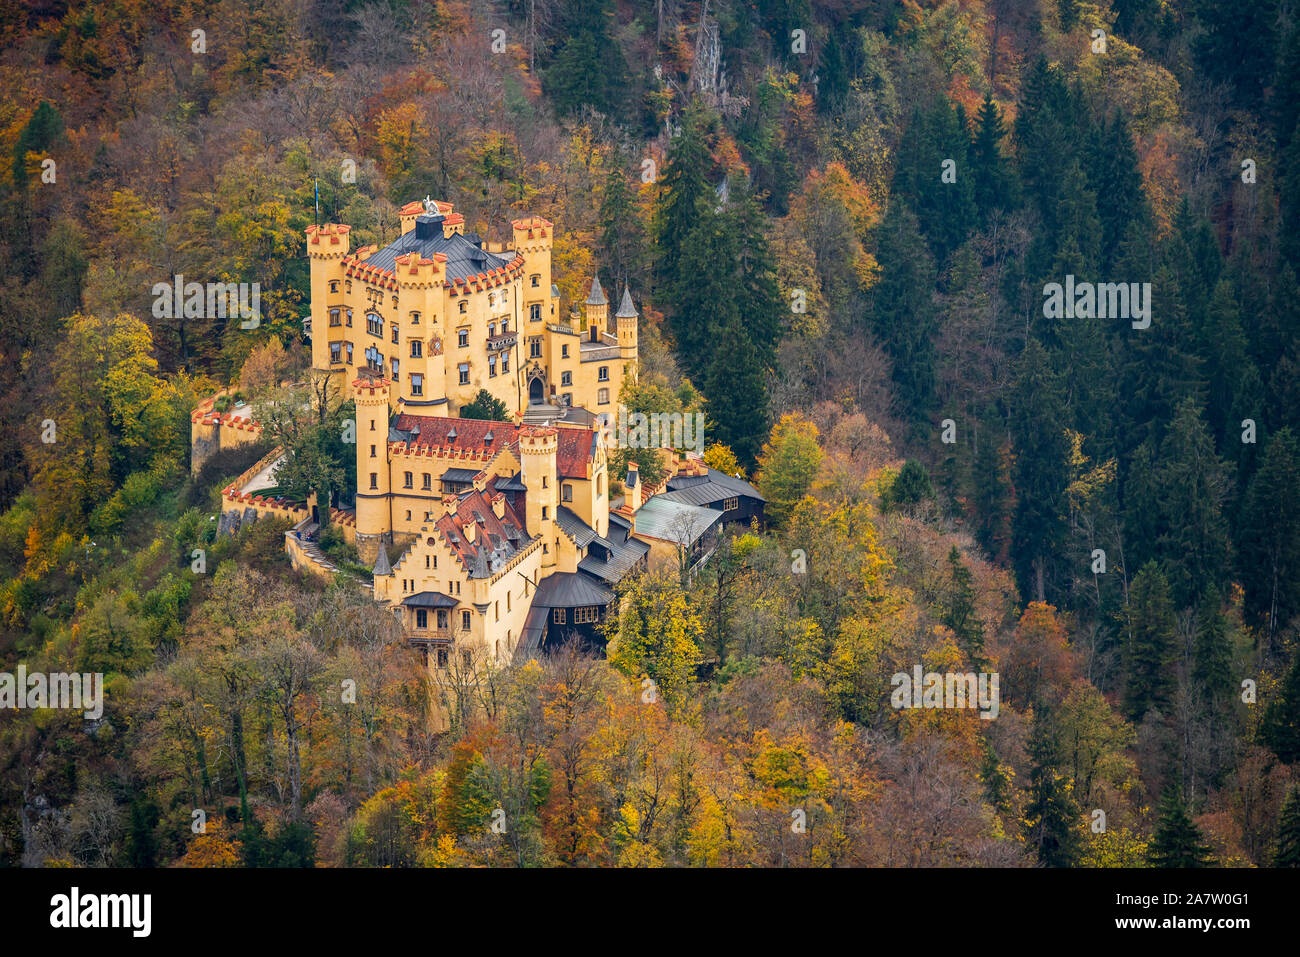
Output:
[[487, 331, 517, 352]]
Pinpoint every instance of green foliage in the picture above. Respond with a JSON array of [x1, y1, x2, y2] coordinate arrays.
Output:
[[1148, 788, 1215, 867], [882, 459, 934, 511], [756, 414, 823, 528], [458, 389, 509, 422]]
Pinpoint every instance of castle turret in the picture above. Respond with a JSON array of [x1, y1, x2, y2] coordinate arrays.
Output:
[[519, 426, 558, 570], [616, 285, 639, 379], [354, 377, 393, 563], [585, 275, 608, 338], [512, 216, 555, 325]]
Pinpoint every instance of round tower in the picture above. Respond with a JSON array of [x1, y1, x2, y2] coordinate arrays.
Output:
[[615, 285, 639, 381], [353, 377, 393, 564], [519, 426, 558, 569]]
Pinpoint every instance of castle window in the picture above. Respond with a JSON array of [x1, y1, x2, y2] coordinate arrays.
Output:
[[562, 484, 572, 502], [461, 610, 471, 631], [494, 601, 499, 621], [507, 592, 510, 612], [416, 609, 428, 629], [345, 281, 352, 293], [458, 363, 469, 385], [391, 358, 399, 380], [411, 373, 423, 396], [489, 356, 497, 377], [411, 311, 420, 324], [561, 371, 572, 387], [367, 313, 382, 336], [422, 473, 432, 490], [531, 274, 540, 287], [459, 300, 467, 314], [488, 322, 496, 338], [437, 609, 448, 630], [529, 338, 542, 358], [598, 366, 609, 382], [723, 497, 739, 512], [369, 472, 378, 489], [597, 474, 604, 497], [458, 328, 469, 348], [403, 471, 413, 489], [329, 281, 339, 294], [329, 309, 341, 327], [495, 640, 500, 658], [391, 323, 399, 344], [411, 340, 422, 358], [598, 388, 609, 405], [574, 606, 598, 624], [461, 650, 472, 668], [501, 354, 509, 373], [425, 555, 430, 568], [345, 342, 354, 363], [392, 296, 398, 309], [561, 344, 569, 359], [529, 303, 541, 321], [406, 510, 412, 521], [542, 506, 548, 519], [552, 608, 566, 625], [346, 309, 353, 327], [369, 444, 376, 458], [329, 342, 341, 363], [436, 648, 448, 669], [433, 556, 438, 569]]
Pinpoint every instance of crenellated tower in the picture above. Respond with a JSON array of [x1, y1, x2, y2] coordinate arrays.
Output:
[[519, 426, 558, 571], [354, 377, 393, 563]]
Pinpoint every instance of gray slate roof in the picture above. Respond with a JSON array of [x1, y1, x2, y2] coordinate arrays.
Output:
[[632, 497, 722, 545], [616, 286, 637, 318], [400, 591, 459, 608], [585, 275, 607, 306], [531, 571, 613, 609], [364, 214, 516, 282], [662, 468, 766, 506]]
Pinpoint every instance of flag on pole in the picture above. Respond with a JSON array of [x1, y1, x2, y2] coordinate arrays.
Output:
[[314, 177, 320, 225]]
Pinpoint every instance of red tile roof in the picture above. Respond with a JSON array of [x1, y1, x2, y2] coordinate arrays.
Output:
[[392, 415, 595, 478]]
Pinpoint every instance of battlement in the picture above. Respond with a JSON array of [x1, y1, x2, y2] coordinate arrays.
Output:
[[306, 222, 352, 257]]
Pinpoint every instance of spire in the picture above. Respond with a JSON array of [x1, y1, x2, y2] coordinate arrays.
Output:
[[585, 274, 607, 306], [616, 286, 637, 318], [372, 542, 391, 577]]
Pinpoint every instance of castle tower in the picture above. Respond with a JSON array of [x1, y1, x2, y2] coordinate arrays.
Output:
[[519, 426, 558, 570], [512, 216, 555, 322], [354, 377, 393, 564], [616, 286, 639, 380], [585, 275, 608, 337], [306, 222, 352, 376]]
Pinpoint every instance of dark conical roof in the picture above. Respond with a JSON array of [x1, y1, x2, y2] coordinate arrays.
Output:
[[585, 275, 607, 306], [616, 286, 637, 318], [372, 542, 392, 576]]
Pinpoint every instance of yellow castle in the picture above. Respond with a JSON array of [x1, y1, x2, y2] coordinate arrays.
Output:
[[306, 198, 638, 418], [199, 197, 762, 707]]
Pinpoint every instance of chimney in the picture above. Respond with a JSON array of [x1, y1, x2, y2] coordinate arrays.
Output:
[[625, 462, 641, 513], [442, 493, 459, 514]]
